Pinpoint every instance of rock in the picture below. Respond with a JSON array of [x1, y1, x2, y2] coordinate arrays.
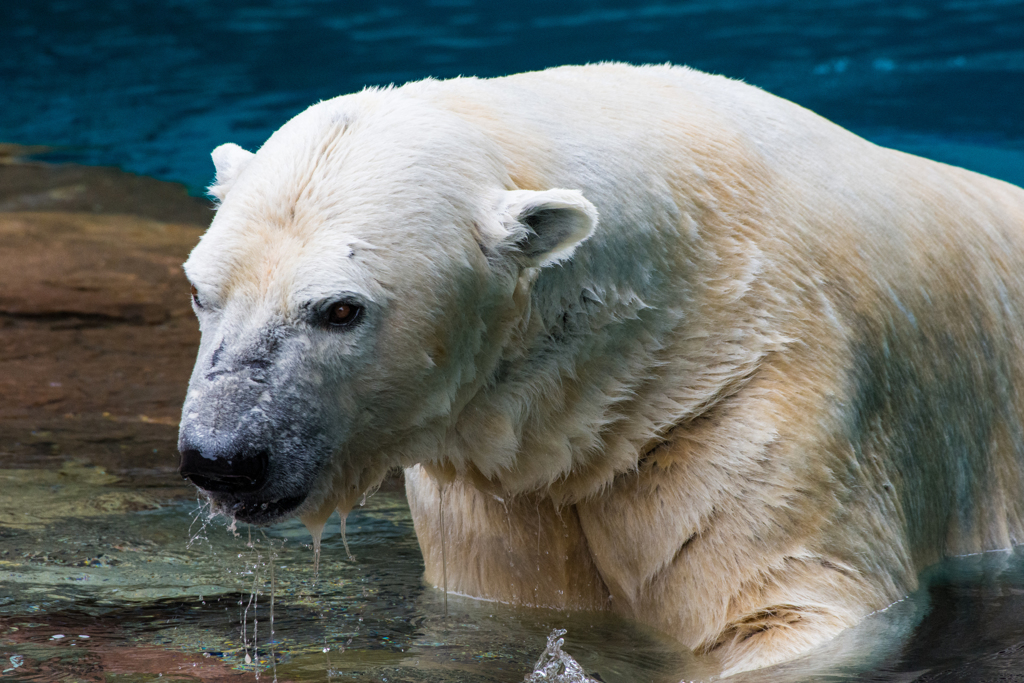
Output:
[[0, 153, 207, 491], [0, 212, 201, 323], [0, 144, 213, 225]]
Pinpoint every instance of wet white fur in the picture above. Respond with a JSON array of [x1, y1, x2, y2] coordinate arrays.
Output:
[[183, 64, 1024, 675]]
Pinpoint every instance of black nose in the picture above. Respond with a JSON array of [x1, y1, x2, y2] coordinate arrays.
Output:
[[178, 446, 269, 494]]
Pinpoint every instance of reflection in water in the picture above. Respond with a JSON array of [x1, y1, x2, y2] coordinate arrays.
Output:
[[1, 464, 1023, 680]]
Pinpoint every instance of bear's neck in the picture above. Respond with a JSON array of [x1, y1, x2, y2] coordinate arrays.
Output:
[[404, 74, 786, 500], [437, 227, 773, 503]]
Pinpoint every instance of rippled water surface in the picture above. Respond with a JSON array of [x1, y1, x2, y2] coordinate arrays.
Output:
[[2, 0, 1023, 191], [1, 464, 1024, 682], [0, 466, 701, 682]]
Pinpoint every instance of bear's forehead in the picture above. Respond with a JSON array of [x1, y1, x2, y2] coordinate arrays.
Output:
[[268, 94, 502, 190], [185, 90, 507, 303], [185, 207, 451, 306], [222, 96, 506, 236]]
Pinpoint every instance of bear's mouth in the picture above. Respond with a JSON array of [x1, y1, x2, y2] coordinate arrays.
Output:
[[212, 494, 307, 525]]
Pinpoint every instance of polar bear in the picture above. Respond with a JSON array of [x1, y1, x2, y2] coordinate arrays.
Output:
[[177, 63, 1024, 675]]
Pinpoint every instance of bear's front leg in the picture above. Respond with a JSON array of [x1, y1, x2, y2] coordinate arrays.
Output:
[[405, 464, 611, 611]]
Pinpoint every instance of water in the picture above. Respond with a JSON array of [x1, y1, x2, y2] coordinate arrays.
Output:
[[2, 462, 1024, 681], [3, 1, 1024, 680], [0, 465, 697, 682], [1, 0, 1022, 193]]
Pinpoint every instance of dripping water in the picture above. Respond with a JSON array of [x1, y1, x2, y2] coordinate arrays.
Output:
[[186, 493, 215, 550], [439, 483, 448, 618], [259, 529, 279, 683], [300, 508, 336, 674], [339, 513, 355, 562], [359, 481, 379, 508], [306, 519, 326, 580], [241, 526, 261, 670], [301, 494, 345, 582]]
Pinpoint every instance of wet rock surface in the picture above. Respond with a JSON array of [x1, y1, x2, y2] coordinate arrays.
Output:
[[0, 146, 209, 493]]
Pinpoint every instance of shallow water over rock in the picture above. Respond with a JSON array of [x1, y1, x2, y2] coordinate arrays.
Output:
[[0, 474, 700, 682], [1, 463, 1024, 682]]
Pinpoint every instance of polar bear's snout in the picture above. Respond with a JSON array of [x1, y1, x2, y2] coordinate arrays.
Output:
[[176, 395, 329, 524], [176, 428, 309, 523], [176, 326, 342, 524], [177, 439, 269, 494]]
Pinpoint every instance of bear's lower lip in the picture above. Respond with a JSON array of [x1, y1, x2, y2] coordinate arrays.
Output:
[[221, 495, 307, 525]]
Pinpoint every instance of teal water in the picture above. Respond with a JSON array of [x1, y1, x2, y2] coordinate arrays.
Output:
[[2, 0, 1023, 192]]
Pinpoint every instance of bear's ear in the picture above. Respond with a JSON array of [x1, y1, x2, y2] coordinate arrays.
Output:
[[208, 143, 255, 201], [496, 189, 598, 268]]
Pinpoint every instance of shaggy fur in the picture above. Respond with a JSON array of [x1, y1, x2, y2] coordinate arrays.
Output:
[[180, 63, 1024, 675]]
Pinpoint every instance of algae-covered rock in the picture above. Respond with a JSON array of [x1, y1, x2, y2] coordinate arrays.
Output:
[[0, 462, 161, 529]]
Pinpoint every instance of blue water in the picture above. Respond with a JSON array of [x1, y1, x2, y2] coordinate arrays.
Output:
[[2, 0, 1023, 194]]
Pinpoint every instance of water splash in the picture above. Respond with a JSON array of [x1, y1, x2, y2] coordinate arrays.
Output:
[[524, 629, 598, 683]]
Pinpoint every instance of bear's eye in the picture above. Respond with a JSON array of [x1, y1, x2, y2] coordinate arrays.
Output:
[[327, 301, 362, 328], [190, 284, 203, 309]]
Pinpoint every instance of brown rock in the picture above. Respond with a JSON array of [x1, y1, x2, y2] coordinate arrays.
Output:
[[0, 212, 202, 323], [0, 159, 209, 492], [0, 144, 214, 225]]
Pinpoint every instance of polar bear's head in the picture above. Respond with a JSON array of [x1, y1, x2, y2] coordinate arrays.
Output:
[[177, 92, 596, 525]]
